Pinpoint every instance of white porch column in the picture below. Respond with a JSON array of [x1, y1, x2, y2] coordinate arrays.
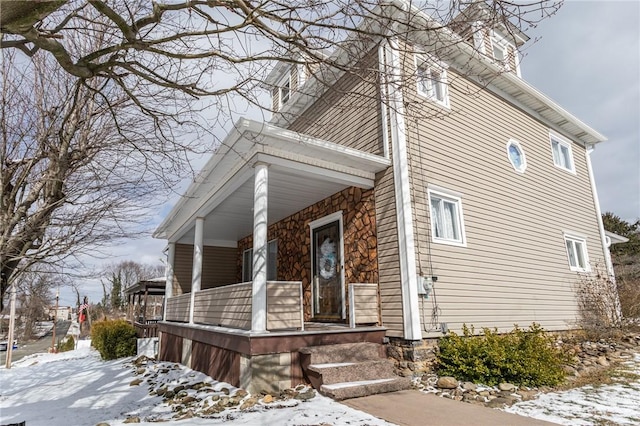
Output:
[[252, 162, 269, 332], [163, 242, 175, 321], [189, 217, 204, 324]]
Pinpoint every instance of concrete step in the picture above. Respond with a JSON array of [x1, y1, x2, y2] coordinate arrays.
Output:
[[320, 377, 413, 401], [299, 342, 385, 365], [307, 359, 396, 386]]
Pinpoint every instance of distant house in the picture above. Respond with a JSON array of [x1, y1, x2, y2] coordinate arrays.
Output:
[[153, 1, 615, 395], [49, 306, 71, 321]]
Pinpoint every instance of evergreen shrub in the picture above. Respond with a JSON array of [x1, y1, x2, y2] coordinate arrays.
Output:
[[91, 319, 137, 360], [436, 323, 568, 387], [58, 335, 75, 352]]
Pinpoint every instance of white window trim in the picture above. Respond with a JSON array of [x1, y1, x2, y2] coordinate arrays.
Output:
[[243, 239, 278, 282], [563, 233, 591, 273], [490, 31, 511, 68], [549, 132, 576, 174], [427, 187, 467, 247], [277, 72, 292, 109], [415, 53, 450, 108], [506, 139, 527, 174], [308, 211, 346, 320], [471, 21, 486, 54]]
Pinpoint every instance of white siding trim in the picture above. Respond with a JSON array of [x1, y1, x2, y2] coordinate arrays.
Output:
[[385, 39, 421, 340], [378, 44, 390, 159]]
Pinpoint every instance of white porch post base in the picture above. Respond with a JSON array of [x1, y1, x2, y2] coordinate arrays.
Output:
[[190, 217, 204, 324], [252, 163, 269, 332]]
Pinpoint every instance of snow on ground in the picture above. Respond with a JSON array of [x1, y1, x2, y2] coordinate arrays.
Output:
[[5, 339, 640, 426], [504, 354, 640, 425], [0, 340, 394, 426]]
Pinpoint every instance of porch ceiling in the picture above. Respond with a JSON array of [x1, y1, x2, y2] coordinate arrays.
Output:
[[154, 119, 390, 245], [176, 166, 353, 244]]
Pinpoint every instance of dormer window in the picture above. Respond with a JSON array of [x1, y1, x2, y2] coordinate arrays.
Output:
[[280, 77, 290, 105], [490, 31, 520, 76], [272, 72, 292, 112], [415, 54, 450, 108], [492, 42, 507, 63], [271, 65, 302, 112]]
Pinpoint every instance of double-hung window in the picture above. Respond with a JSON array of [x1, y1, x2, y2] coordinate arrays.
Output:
[[564, 234, 590, 272], [428, 188, 466, 246], [242, 239, 278, 282], [416, 54, 449, 108], [550, 134, 575, 173]]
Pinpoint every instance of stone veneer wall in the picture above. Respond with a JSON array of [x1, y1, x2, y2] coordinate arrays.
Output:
[[237, 186, 378, 321], [387, 338, 439, 377]]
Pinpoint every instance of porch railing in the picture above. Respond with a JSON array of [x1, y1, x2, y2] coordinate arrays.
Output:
[[133, 319, 159, 338], [165, 293, 191, 322], [349, 283, 380, 328], [167, 281, 303, 331]]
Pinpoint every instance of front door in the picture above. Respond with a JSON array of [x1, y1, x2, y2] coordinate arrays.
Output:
[[312, 219, 343, 321]]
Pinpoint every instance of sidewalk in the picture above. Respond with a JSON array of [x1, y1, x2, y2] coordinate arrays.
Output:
[[342, 390, 558, 426]]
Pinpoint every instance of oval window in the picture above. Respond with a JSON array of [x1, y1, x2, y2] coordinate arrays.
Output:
[[506, 139, 527, 173]]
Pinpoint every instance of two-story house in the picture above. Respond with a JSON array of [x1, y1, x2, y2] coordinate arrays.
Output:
[[152, 1, 614, 397]]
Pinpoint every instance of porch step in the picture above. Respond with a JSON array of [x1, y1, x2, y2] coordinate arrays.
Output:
[[299, 342, 410, 401], [299, 342, 385, 364], [320, 377, 413, 401], [307, 359, 396, 385]]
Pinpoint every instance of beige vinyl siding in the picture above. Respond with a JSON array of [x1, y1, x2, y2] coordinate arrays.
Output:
[[350, 283, 380, 325], [287, 49, 383, 155], [272, 88, 280, 112], [193, 283, 252, 329], [174, 244, 237, 293], [165, 293, 191, 322], [290, 66, 299, 92], [403, 63, 606, 334], [266, 281, 303, 330], [483, 29, 493, 56], [375, 164, 404, 337], [191, 281, 303, 330]]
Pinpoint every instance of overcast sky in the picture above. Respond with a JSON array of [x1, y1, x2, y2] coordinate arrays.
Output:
[[522, 0, 639, 223], [60, 0, 640, 306]]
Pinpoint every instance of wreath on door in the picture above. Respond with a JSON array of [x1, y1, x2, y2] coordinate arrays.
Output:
[[319, 237, 337, 279]]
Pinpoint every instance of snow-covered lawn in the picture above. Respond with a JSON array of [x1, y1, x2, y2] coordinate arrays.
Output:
[[4, 341, 640, 426], [504, 354, 640, 425], [0, 341, 394, 426]]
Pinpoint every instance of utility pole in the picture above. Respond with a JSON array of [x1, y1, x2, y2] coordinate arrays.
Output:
[[5, 284, 17, 369], [51, 288, 59, 352]]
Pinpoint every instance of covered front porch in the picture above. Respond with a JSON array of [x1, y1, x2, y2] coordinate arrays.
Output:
[[154, 118, 390, 392]]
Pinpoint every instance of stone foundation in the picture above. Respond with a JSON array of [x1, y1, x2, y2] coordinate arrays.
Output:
[[386, 337, 439, 377]]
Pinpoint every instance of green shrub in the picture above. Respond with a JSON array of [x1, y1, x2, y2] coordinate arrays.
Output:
[[58, 335, 75, 352], [436, 324, 568, 387], [91, 319, 137, 360]]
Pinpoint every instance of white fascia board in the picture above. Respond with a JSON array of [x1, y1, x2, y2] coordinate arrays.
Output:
[[244, 120, 390, 173], [153, 120, 252, 240], [604, 231, 629, 245]]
